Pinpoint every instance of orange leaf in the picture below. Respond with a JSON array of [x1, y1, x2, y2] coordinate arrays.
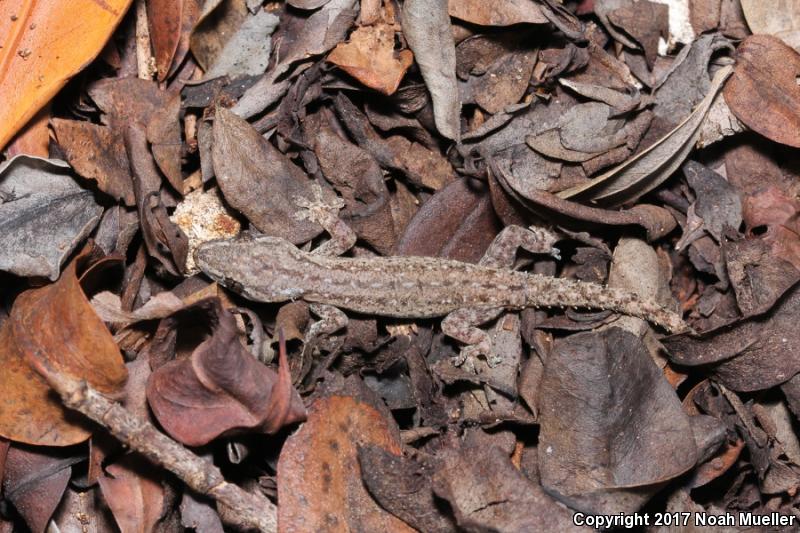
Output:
[[327, 23, 413, 95], [0, 0, 133, 151], [0, 248, 128, 446]]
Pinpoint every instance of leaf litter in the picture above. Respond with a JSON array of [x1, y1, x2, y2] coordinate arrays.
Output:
[[3, 0, 800, 531]]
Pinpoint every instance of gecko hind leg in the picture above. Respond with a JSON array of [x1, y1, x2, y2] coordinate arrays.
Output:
[[480, 225, 562, 269], [443, 307, 504, 368], [306, 304, 348, 345]]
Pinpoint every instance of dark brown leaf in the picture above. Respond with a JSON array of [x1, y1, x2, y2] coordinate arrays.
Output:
[[3, 445, 79, 533], [539, 328, 698, 513]]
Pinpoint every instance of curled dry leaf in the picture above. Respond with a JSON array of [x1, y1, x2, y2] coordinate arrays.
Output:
[[0, 155, 103, 280], [0, 0, 132, 150], [538, 327, 698, 514], [723, 34, 800, 148], [0, 248, 128, 446], [558, 65, 732, 205], [402, 0, 461, 141], [328, 23, 414, 95], [493, 168, 676, 242], [664, 285, 800, 392], [146, 299, 306, 446], [278, 394, 415, 532]]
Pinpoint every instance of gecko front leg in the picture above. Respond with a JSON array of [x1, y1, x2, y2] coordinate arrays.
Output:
[[293, 184, 356, 348], [446, 225, 561, 368], [293, 183, 356, 257]]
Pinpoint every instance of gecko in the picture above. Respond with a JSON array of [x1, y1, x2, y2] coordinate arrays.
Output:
[[194, 223, 688, 367]]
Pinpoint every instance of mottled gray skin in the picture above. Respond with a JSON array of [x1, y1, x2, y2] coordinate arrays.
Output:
[[195, 234, 687, 334]]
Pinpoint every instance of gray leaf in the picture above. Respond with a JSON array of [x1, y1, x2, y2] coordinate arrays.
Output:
[[401, 0, 461, 141], [203, 10, 280, 80], [0, 156, 102, 280]]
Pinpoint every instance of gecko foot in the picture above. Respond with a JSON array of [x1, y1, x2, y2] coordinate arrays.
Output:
[[451, 338, 499, 369], [292, 183, 345, 226]]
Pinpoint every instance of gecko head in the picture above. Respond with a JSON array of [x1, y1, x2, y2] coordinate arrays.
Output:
[[194, 233, 306, 302]]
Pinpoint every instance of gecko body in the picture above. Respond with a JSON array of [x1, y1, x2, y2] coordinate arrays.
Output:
[[195, 234, 687, 334]]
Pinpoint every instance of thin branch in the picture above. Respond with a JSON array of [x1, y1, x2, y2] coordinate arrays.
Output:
[[39, 364, 277, 532]]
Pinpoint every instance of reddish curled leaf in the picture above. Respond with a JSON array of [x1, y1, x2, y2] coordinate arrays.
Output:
[[0, 249, 128, 446], [97, 454, 165, 533], [0, 0, 133, 151], [724, 35, 800, 148], [146, 299, 305, 446], [278, 394, 415, 532]]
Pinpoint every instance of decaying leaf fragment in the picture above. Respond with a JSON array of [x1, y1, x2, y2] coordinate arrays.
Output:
[[328, 22, 413, 95]]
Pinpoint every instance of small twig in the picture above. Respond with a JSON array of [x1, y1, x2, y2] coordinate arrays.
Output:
[[37, 360, 277, 532], [134, 0, 155, 80]]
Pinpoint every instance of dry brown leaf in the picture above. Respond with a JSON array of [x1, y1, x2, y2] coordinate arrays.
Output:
[[328, 23, 413, 95], [51, 118, 135, 206], [278, 394, 416, 532], [98, 454, 165, 533], [402, 0, 460, 141], [740, 0, 800, 50], [0, 0, 132, 151], [448, 0, 548, 26], [723, 34, 800, 148], [0, 248, 128, 446], [147, 0, 183, 80]]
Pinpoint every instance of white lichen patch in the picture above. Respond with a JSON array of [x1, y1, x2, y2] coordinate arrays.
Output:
[[170, 188, 241, 274]]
